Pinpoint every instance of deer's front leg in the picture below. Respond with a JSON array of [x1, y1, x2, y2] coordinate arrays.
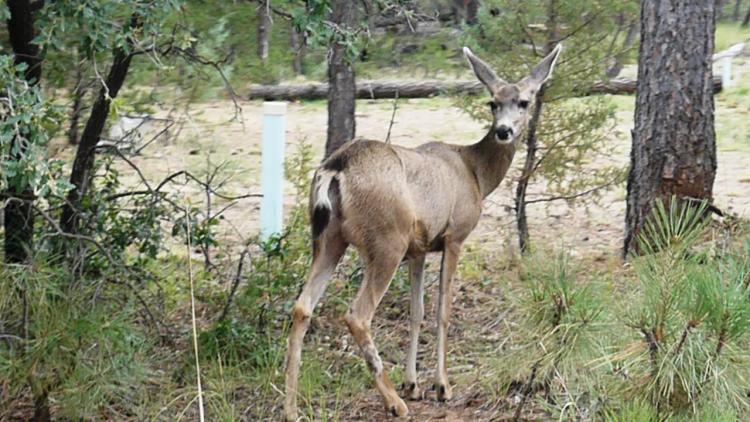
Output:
[[402, 254, 426, 401], [435, 242, 460, 401]]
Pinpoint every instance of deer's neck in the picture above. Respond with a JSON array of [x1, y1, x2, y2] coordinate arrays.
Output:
[[461, 130, 517, 199]]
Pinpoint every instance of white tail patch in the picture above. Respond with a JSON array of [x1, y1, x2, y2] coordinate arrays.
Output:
[[313, 169, 336, 210]]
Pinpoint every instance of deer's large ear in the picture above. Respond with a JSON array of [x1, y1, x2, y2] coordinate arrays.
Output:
[[522, 44, 562, 92], [463, 47, 505, 93]]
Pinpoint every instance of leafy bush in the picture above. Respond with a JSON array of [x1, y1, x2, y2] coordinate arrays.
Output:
[[199, 140, 316, 367], [0, 56, 67, 197], [72, 155, 172, 270]]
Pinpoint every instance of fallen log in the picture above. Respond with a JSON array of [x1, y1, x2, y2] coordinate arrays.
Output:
[[587, 76, 723, 96], [247, 76, 723, 101], [248, 80, 484, 101]]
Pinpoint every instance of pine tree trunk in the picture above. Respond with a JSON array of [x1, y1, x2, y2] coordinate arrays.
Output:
[[257, 1, 270, 61], [606, 17, 638, 78], [325, 0, 357, 158], [452, 0, 465, 25], [515, 89, 545, 254], [6, 8, 48, 419], [466, 0, 479, 25], [733, 0, 742, 21], [623, 0, 716, 256], [67, 51, 85, 145], [60, 16, 138, 236], [514, 0, 557, 254], [5, 0, 42, 265], [32, 391, 50, 422], [743, 4, 750, 26], [290, 27, 305, 75]]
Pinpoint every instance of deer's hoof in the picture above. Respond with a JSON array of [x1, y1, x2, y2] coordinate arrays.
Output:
[[385, 397, 409, 417], [434, 382, 453, 402], [283, 408, 298, 422], [400, 381, 423, 401]]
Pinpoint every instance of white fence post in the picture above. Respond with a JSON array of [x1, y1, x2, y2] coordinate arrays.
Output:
[[260, 101, 287, 241], [713, 43, 745, 90], [722, 56, 732, 88]]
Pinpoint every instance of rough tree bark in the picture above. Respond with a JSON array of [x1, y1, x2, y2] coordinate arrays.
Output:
[[515, 86, 545, 253], [452, 0, 464, 25], [5, 0, 42, 265], [5, 5, 50, 419], [514, 0, 557, 254], [733, 0, 743, 21], [257, 1, 270, 61], [67, 50, 86, 145], [452, 0, 479, 25], [60, 16, 138, 236], [623, 0, 716, 256], [252, 80, 483, 100], [290, 27, 305, 75], [325, 0, 357, 158], [606, 16, 638, 78], [466, 0, 479, 25]]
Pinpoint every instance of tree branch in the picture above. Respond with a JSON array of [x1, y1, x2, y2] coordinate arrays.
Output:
[[218, 248, 251, 323], [524, 179, 623, 206]]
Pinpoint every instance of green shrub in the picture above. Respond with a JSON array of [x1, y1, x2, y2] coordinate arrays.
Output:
[[489, 251, 612, 419], [199, 139, 315, 367], [616, 200, 750, 417], [0, 265, 153, 419]]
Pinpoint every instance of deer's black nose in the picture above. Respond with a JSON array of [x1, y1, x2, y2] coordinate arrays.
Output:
[[496, 125, 513, 140]]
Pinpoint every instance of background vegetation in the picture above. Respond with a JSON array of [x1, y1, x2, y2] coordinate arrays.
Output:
[[1, 0, 750, 420]]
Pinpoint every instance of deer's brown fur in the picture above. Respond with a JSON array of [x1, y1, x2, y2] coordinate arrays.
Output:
[[284, 45, 562, 420]]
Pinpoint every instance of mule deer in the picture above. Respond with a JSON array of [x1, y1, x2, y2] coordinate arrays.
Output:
[[284, 44, 562, 420]]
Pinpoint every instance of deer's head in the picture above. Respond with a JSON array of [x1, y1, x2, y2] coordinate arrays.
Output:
[[463, 44, 562, 144]]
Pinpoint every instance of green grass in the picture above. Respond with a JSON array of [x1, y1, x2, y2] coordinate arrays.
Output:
[[715, 22, 750, 53], [714, 22, 750, 153], [715, 56, 750, 153]]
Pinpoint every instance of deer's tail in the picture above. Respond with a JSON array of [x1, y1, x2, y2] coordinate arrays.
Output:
[[310, 169, 340, 239]]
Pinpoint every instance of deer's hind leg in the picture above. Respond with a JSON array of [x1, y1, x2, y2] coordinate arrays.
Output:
[[434, 240, 461, 402], [284, 232, 348, 422], [345, 238, 410, 417], [401, 254, 426, 401]]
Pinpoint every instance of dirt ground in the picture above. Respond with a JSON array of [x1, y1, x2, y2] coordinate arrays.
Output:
[[46, 57, 750, 421], [87, 89, 750, 261], [104, 92, 750, 420]]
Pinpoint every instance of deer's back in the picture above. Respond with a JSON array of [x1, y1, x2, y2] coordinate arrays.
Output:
[[320, 139, 482, 255]]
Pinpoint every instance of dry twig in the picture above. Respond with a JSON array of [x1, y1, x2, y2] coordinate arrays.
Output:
[[184, 199, 205, 422]]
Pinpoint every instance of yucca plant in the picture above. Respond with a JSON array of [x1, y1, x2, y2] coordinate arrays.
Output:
[[636, 197, 712, 257]]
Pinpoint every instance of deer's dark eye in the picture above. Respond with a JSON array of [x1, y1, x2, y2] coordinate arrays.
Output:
[[519, 100, 530, 109], [488, 101, 498, 111]]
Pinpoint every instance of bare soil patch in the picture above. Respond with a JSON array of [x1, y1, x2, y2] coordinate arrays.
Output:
[[48, 88, 750, 421], [54, 95, 750, 258]]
